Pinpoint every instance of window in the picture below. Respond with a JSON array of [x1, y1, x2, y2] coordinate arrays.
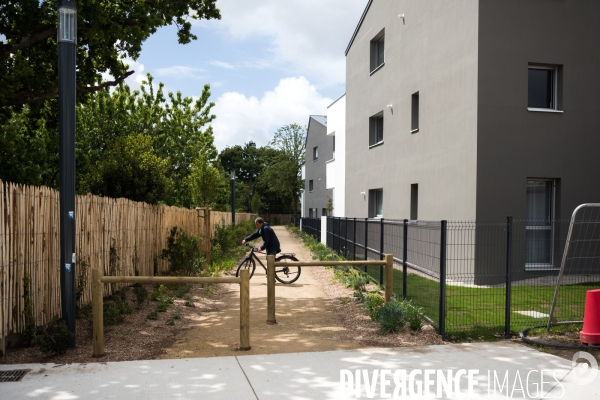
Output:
[[526, 179, 556, 269], [528, 65, 562, 111], [369, 113, 384, 147], [370, 29, 385, 73], [411, 92, 419, 133], [309, 208, 313, 218], [313, 146, 318, 161], [410, 184, 418, 220], [369, 189, 383, 218], [322, 208, 327, 217], [309, 180, 314, 192], [332, 136, 335, 159]]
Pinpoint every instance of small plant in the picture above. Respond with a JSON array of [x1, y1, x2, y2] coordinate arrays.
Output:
[[403, 300, 425, 331], [364, 292, 385, 320], [184, 295, 195, 307], [151, 284, 166, 301], [376, 301, 407, 334], [156, 302, 168, 312], [117, 287, 127, 302], [161, 226, 204, 276], [169, 283, 192, 298], [103, 302, 125, 326], [338, 296, 351, 304], [133, 284, 148, 306], [147, 310, 158, 320], [166, 318, 175, 325], [33, 317, 75, 356], [116, 301, 133, 315], [172, 313, 182, 320]]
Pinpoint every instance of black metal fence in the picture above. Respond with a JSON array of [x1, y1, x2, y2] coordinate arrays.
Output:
[[300, 217, 321, 242], [301, 216, 600, 340]]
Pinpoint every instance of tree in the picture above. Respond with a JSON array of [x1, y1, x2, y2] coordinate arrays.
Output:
[[262, 124, 306, 218], [326, 197, 334, 216], [85, 134, 172, 204], [186, 154, 227, 208], [0, 0, 220, 108], [76, 75, 217, 206], [251, 192, 261, 214]]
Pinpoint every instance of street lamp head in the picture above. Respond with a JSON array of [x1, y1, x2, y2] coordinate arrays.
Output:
[[58, 1, 77, 44]]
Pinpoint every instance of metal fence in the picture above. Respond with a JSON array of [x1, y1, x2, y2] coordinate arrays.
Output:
[[300, 218, 321, 241], [301, 216, 600, 340]]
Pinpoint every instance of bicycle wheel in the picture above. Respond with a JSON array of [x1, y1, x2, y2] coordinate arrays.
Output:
[[274, 255, 301, 284], [236, 258, 256, 279]]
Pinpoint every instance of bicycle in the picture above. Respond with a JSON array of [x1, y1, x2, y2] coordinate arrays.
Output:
[[235, 244, 301, 284]]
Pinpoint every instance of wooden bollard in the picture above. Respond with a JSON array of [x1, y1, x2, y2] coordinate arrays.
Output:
[[92, 267, 104, 357], [267, 255, 276, 324], [239, 269, 251, 350], [385, 254, 393, 302]]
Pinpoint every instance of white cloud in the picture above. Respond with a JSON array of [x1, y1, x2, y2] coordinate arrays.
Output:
[[209, 60, 235, 70], [210, 76, 331, 151], [99, 57, 147, 90], [155, 65, 206, 78], [196, 0, 366, 88]]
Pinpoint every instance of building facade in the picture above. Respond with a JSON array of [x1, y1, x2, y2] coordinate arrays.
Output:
[[326, 94, 346, 217], [303, 116, 332, 218]]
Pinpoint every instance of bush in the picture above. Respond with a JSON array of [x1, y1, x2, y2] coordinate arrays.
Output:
[[33, 317, 75, 355], [103, 302, 125, 326], [376, 301, 407, 334], [211, 220, 255, 259], [151, 284, 166, 301], [403, 300, 425, 331], [364, 293, 385, 320], [147, 310, 158, 320], [133, 284, 148, 306], [161, 227, 204, 276]]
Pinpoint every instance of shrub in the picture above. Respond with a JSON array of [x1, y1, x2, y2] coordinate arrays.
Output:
[[33, 317, 74, 356], [147, 310, 158, 320], [151, 284, 166, 301], [211, 220, 255, 259], [116, 301, 133, 315], [376, 301, 407, 334], [133, 284, 148, 306], [161, 226, 204, 276], [156, 302, 168, 312], [403, 300, 425, 331], [364, 293, 385, 320], [103, 302, 125, 326]]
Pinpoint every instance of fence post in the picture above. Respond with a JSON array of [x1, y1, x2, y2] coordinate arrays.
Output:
[[439, 220, 447, 341], [267, 255, 276, 325], [353, 218, 357, 261], [379, 218, 385, 285], [385, 254, 393, 302], [239, 269, 251, 350], [345, 217, 349, 258], [505, 216, 513, 339], [403, 219, 408, 299], [92, 267, 104, 357], [364, 218, 368, 273]]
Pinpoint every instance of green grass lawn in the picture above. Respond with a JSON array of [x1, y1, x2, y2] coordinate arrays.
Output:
[[364, 267, 599, 338]]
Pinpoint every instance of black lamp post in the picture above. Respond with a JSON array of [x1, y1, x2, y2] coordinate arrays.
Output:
[[58, 0, 77, 344], [230, 170, 236, 224]]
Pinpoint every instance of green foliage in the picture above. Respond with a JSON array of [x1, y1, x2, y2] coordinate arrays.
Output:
[[403, 300, 426, 331], [169, 283, 192, 298], [172, 313, 182, 320], [211, 219, 255, 261], [103, 302, 125, 326], [147, 310, 159, 320], [151, 284, 166, 301], [161, 227, 204, 275], [184, 295, 196, 307], [156, 302, 168, 312], [376, 301, 408, 334], [364, 293, 385, 320], [133, 284, 149, 306], [82, 134, 173, 204], [251, 192, 261, 214], [186, 153, 227, 208], [326, 197, 334, 216], [33, 317, 75, 356]]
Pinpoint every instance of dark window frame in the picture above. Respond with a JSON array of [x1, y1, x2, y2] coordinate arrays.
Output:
[[369, 113, 384, 147]]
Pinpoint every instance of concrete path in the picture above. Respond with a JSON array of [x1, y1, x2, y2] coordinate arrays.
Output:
[[2, 342, 599, 399]]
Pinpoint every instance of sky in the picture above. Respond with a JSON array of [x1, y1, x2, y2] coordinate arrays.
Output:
[[122, 0, 367, 151]]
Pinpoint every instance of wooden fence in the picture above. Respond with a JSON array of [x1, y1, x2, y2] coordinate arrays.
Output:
[[0, 180, 254, 346]]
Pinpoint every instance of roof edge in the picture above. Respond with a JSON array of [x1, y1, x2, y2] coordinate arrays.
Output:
[[327, 93, 346, 109], [345, 0, 373, 56]]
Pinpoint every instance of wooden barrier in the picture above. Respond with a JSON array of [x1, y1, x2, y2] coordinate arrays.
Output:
[[266, 254, 394, 324], [92, 269, 251, 356]]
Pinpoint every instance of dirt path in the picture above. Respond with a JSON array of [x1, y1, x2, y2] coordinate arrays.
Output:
[[157, 226, 363, 358]]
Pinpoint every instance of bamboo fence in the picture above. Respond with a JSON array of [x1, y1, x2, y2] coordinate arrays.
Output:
[[0, 180, 254, 342]]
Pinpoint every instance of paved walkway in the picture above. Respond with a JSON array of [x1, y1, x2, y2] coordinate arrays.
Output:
[[1, 342, 599, 399]]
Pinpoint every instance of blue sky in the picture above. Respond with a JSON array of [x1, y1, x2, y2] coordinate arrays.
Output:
[[121, 0, 367, 151]]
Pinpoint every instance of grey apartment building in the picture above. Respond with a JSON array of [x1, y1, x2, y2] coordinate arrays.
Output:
[[304, 115, 332, 218], [345, 0, 600, 223]]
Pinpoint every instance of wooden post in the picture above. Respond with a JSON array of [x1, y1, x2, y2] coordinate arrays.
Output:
[[384, 254, 394, 302], [195, 207, 203, 254], [92, 267, 104, 357], [267, 255, 276, 324], [239, 269, 251, 350], [204, 207, 211, 266], [0, 336, 5, 357]]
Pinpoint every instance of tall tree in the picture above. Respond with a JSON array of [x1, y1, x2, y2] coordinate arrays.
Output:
[[186, 154, 227, 208], [0, 0, 220, 108], [261, 124, 306, 218]]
